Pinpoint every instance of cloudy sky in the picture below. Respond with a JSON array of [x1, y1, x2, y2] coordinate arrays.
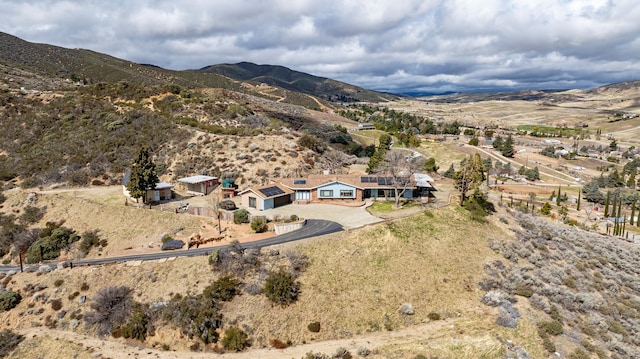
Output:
[[1, 0, 639, 94]]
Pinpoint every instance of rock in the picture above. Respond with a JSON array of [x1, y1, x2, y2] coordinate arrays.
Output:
[[79, 296, 86, 304], [230, 141, 237, 149], [399, 303, 415, 315], [249, 143, 260, 151], [6, 270, 17, 276], [38, 265, 52, 274], [57, 310, 67, 319], [69, 319, 80, 329]]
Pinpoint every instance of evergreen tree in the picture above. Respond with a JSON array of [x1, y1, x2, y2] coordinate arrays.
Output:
[[604, 191, 611, 217], [627, 169, 637, 188], [501, 134, 515, 158], [443, 163, 455, 178], [126, 147, 159, 203], [556, 185, 562, 206], [611, 194, 618, 218], [492, 136, 504, 152], [453, 153, 485, 206], [630, 198, 636, 225], [366, 134, 392, 173], [577, 191, 581, 211]]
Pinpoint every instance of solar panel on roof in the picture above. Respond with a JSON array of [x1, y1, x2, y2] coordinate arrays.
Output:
[[361, 176, 375, 183], [378, 177, 392, 185], [293, 179, 306, 185], [259, 186, 285, 197]]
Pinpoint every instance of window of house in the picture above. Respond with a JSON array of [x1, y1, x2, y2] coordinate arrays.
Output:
[[319, 190, 333, 197], [249, 197, 256, 208], [340, 190, 354, 197]]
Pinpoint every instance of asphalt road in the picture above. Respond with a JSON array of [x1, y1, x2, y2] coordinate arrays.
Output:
[[0, 219, 343, 274]]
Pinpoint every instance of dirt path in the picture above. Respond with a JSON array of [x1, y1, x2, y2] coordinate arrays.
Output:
[[18, 318, 463, 359]]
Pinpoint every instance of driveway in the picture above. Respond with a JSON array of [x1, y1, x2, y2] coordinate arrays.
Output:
[[250, 202, 383, 229]]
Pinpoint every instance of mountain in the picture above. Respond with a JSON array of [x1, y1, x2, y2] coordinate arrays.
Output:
[[199, 62, 397, 103], [0, 32, 394, 104]]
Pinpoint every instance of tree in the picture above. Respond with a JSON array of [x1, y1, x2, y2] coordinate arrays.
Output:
[[126, 147, 159, 203], [453, 153, 485, 206], [443, 164, 455, 178], [423, 157, 439, 173], [366, 134, 392, 173], [379, 151, 426, 208], [501, 135, 515, 158], [604, 191, 611, 217], [582, 179, 604, 204], [541, 202, 552, 215]]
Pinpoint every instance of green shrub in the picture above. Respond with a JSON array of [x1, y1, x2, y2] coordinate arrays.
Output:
[[26, 224, 80, 263], [0, 329, 24, 357], [0, 291, 21, 312], [540, 202, 552, 215], [221, 326, 249, 351], [569, 348, 590, 359], [80, 282, 90, 291], [538, 320, 563, 337], [250, 217, 268, 233], [79, 229, 103, 256], [515, 286, 534, 298], [163, 295, 222, 344], [307, 321, 321, 333], [263, 270, 300, 306], [203, 276, 241, 302], [542, 337, 556, 353], [290, 214, 299, 221], [233, 209, 250, 224], [427, 312, 441, 321], [119, 309, 150, 341]]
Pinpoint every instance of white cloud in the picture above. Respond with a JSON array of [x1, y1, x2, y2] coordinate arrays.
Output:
[[0, 0, 639, 93]]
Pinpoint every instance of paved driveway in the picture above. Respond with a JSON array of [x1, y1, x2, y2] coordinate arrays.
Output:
[[250, 202, 383, 229]]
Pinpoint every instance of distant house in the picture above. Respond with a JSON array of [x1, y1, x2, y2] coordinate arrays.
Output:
[[177, 175, 218, 196], [357, 123, 376, 130], [239, 184, 294, 211], [122, 169, 174, 202]]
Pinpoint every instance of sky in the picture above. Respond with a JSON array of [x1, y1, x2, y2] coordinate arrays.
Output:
[[1, 0, 640, 94]]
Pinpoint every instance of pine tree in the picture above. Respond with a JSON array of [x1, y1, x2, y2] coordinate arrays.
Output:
[[501, 134, 515, 158], [604, 191, 611, 217], [577, 191, 581, 211], [556, 185, 562, 206], [126, 147, 160, 203], [453, 153, 485, 206], [630, 198, 636, 225], [611, 194, 618, 218]]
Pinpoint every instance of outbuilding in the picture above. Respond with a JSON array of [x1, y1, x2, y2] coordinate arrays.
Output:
[[177, 175, 218, 196], [239, 184, 294, 211]]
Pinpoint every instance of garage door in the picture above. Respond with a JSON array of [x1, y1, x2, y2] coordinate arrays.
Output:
[[273, 194, 292, 208]]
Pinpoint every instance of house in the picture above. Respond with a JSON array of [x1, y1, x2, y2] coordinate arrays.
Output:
[[277, 173, 436, 204], [177, 175, 218, 196], [357, 123, 376, 130], [122, 169, 174, 203], [221, 178, 238, 199], [239, 184, 294, 211]]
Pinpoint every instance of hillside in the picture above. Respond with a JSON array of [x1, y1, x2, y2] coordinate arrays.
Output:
[[199, 62, 398, 103]]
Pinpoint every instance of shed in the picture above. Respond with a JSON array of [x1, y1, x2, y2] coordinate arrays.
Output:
[[178, 175, 218, 196], [122, 169, 174, 202]]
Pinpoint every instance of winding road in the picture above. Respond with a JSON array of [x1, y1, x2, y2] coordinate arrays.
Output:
[[0, 219, 343, 273]]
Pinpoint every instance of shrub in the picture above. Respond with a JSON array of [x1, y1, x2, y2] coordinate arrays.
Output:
[[79, 229, 103, 256], [307, 321, 321, 333], [540, 202, 552, 215], [84, 286, 133, 336], [203, 276, 241, 302], [221, 326, 249, 351], [427, 312, 441, 321], [80, 282, 90, 291], [263, 270, 300, 306], [542, 337, 556, 353], [515, 286, 534, 298], [250, 217, 268, 233], [54, 279, 64, 287], [233, 209, 250, 224], [26, 224, 80, 263], [538, 321, 563, 337], [333, 347, 352, 359], [119, 309, 150, 341], [271, 339, 288, 349], [0, 291, 21, 312], [569, 348, 590, 359], [356, 347, 371, 357], [0, 329, 24, 357], [163, 295, 222, 344], [50, 299, 62, 311]]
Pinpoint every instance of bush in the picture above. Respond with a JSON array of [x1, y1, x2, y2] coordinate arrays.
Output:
[[263, 270, 300, 306], [79, 229, 103, 256], [80, 282, 90, 291], [50, 299, 62, 311], [427, 312, 441, 321], [0, 291, 21, 312], [53, 279, 64, 287], [25, 224, 80, 263], [542, 337, 556, 353], [203, 276, 241, 302], [538, 321, 563, 337], [307, 321, 321, 333], [250, 217, 268, 233], [119, 309, 150, 341], [540, 202, 552, 215], [163, 295, 222, 345], [233, 209, 250, 224], [0, 329, 24, 357], [84, 286, 133, 336], [271, 339, 288, 349], [221, 326, 249, 352]]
